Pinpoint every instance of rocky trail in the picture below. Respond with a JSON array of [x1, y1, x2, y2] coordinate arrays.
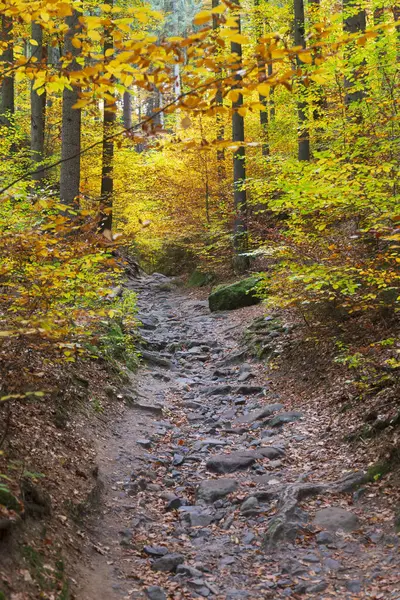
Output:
[[78, 273, 400, 600]]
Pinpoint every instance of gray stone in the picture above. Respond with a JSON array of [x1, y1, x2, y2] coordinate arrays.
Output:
[[166, 495, 183, 510], [345, 580, 362, 593], [152, 553, 184, 572], [307, 581, 328, 593], [206, 452, 257, 474], [240, 496, 259, 515], [236, 404, 284, 425], [257, 446, 285, 460], [144, 545, 169, 557], [172, 453, 185, 466], [316, 531, 334, 545], [324, 558, 342, 571], [302, 553, 320, 563], [137, 438, 152, 448], [313, 507, 360, 532], [197, 478, 238, 504], [268, 411, 303, 427], [176, 564, 204, 578], [146, 586, 167, 600], [189, 512, 214, 527]]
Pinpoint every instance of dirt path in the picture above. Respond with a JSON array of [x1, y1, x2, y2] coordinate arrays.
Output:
[[77, 274, 400, 600]]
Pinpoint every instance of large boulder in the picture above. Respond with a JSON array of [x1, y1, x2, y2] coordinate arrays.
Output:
[[313, 507, 360, 532], [208, 277, 261, 312]]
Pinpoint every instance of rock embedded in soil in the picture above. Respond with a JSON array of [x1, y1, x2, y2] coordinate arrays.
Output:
[[313, 507, 360, 532], [151, 553, 184, 572], [145, 586, 167, 600], [206, 452, 257, 474], [240, 496, 260, 515], [197, 478, 238, 504], [144, 545, 169, 557], [208, 277, 261, 312], [268, 411, 304, 427], [236, 404, 284, 425]]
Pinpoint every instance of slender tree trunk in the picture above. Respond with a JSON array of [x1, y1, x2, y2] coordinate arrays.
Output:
[[212, 0, 225, 177], [268, 63, 275, 120], [393, 6, 400, 60], [255, 0, 269, 156], [343, 0, 366, 106], [99, 0, 115, 235], [294, 0, 310, 161], [123, 90, 132, 130], [30, 22, 47, 182], [231, 10, 249, 272], [60, 10, 82, 205], [0, 16, 15, 130]]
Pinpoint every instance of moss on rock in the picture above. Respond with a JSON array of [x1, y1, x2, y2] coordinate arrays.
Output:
[[208, 277, 261, 312]]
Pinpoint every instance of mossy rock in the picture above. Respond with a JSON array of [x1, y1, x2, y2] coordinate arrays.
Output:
[[188, 269, 215, 288], [208, 277, 261, 312], [366, 460, 392, 482], [0, 487, 21, 512]]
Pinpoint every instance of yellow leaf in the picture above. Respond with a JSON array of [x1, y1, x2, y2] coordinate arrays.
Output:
[[40, 11, 49, 23], [257, 83, 271, 96], [71, 37, 82, 49], [105, 48, 114, 57], [228, 89, 240, 103], [211, 4, 225, 14], [193, 10, 212, 26], [30, 39, 38, 46], [229, 33, 249, 45], [298, 50, 313, 64], [238, 106, 247, 117], [181, 116, 192, 129], [72, 98, 90, 109], [310, 73, 328, 84]]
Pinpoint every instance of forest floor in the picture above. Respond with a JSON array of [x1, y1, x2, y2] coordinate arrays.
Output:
[[71, 273, 400, 600]]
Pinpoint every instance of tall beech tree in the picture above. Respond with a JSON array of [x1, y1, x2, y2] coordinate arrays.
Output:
[[254, 0, 269, 157], [294, 0, 310, 161], [343, 0, 366, 106], [231, 7, 248, 271], [0, 15, 14, 129], [30, 22, 47, 182], [99, 0, 116, 235], [60, 9, 82, 205]]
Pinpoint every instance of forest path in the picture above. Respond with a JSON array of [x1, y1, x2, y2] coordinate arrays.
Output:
[[78, 274, 400, 600]]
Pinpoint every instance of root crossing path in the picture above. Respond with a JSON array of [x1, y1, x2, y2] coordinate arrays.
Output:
[[79, 274, 400, 600]]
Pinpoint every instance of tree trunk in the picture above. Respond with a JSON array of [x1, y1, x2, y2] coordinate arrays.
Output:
[[255, 0, 269, 156], [0, 16, 14, 129], [268, 63, 275, 120], [123, 90, 132, 130], [99, 0, 116, 235], [343, 0, 366, 106], [30, 22, 47, 182], [212, 0, 225, 177], [393, 6, 400, 60], [294, 0, 310, 161], [60, 10, 82, 205], [231, 10, 249, 272]]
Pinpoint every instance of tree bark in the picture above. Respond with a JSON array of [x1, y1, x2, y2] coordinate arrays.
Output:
[[60, 10, 82, 205], [255, 0, 269, 156], [343, 0, 366, 106], [30, 22, 47, 182], [212, 0, 225, 177], [123, 90, 132, 130], [0, 15, 14, 129], [231, 10, 249, 272], [294, 0, 310, 161], [99, 0, 116, 235]]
